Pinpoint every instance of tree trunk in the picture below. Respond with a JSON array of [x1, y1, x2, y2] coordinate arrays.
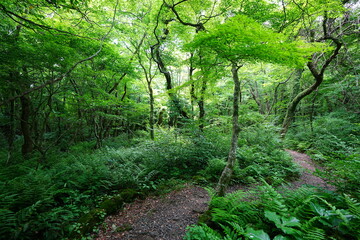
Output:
[[151, 44, 187, 127], [280, 35, 342, 137], [4, 99, 15, 164], [189, 53, 196, 114], [198, 78, 207, 131], [148, 82, 155, 140], [216, 63, 242, 196], [20, 95, 33, 157]]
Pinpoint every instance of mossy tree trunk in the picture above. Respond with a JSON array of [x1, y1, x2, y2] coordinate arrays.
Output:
[[216, 62, 242, 197]]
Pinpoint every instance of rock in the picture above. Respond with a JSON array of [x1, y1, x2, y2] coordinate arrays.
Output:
[[115, 223, 133, 232]]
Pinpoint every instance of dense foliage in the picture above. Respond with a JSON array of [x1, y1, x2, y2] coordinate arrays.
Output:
[[0, 0, 359, 239], [185, 184, 360, 240], [285, 111, 360, 198]]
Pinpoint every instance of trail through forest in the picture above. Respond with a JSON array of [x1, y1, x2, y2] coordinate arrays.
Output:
[[95, 150, 335, 240]]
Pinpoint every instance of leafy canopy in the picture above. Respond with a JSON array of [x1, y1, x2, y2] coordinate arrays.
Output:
[[187, 15, 327, 67]]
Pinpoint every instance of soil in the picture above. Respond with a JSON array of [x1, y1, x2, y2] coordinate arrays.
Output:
[[94, 150, 334, 240]]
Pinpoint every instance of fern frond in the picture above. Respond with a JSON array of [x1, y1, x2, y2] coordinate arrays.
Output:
[[184, 224, 222, 240], [205, 187, 217, 199], [227, 221, 245, 236], [0, 209, 16, 238], [220, 223, 241, 239], [301, 215, 323, 233], [293, 195, 318, 218], [211, 190, 260, 226], [259, 182, 288, 214], [284, 186, 317, 209], [344, 194, 360, 219], [303, 227, 326, 240]]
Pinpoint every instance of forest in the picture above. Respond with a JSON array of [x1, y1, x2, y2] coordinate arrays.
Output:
[[0, 0, 359, 239]]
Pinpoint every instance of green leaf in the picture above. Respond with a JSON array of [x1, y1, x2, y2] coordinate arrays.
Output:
[[264, 210, 281, 225], [245, 227, 271, 240], [264, 210, 301, 235], [273, 235, 291, 240], [281, 216, 301, 227]]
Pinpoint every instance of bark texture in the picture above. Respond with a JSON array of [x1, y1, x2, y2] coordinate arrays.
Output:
[[216, 63, 242, 196]]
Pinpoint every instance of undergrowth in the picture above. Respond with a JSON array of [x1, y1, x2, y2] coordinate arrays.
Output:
[[285, 111, 360, 198], [0, 122, 312, 239], [0, 128, 227, 240], [185, 183, 360, 240], [200, 124, 300, 185]]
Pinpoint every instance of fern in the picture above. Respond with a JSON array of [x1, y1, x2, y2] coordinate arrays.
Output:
[[302, 228, 326, 240], [0, 209, 16, 239], [187, 185, 360, 240], [344, 194, 360, 219], [259, 182, 288, 214], [184, 224, 223, 240], [219, 223, 242, 239], [211, 190, 260, 226], [226, 221, 245, 237]]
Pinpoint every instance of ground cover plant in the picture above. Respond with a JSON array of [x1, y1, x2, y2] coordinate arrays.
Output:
[[285, 111, 360, 198], [0, 0, 358, 239], [185, 184, 360, 240]]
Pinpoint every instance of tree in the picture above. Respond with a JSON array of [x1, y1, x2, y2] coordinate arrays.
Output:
[[189, 14, 322, 196], [277, 0, 357, 136]]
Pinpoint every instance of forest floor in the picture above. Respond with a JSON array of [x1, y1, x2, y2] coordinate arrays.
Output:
[[94, 150, 335, 240]]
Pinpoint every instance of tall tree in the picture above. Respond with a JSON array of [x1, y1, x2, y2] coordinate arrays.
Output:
[[189, 14, 322, 196]]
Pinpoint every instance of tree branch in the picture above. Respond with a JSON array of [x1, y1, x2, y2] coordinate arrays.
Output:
[[0, 0, 120, 107], [0, 4, 99, 40]]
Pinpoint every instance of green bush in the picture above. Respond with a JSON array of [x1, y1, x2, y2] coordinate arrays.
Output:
[[200, 158, 227, 182]]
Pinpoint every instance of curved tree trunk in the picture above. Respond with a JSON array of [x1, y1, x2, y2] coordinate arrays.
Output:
[[280, 37, 342, 137], [216, 62, 242, 196]]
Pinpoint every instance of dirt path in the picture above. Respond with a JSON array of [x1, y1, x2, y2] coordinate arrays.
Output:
[[285, 149, 335, 191], [95, 185, 209, 240], [95, 150, 334, 240]]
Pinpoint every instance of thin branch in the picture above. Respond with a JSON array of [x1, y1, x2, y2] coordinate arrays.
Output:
[[166, 0, 205, 32], [0, 4, 100, 40], [108, 32, 147, 94]]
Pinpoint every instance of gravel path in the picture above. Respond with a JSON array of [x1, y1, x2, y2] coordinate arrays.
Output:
[[95, 185, 209, 240], [95, 150, 334, 240]]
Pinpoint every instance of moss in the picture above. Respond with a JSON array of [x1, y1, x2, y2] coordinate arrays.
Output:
[[120, 189, 139, 203], [99, 196, 124, 215], [192, 175, 208, 184], [198, 209, 212, 225]]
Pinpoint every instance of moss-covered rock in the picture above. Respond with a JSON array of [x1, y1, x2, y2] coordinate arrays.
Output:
[[120, 188, 139, 203], [99, 196, 124, 215]]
